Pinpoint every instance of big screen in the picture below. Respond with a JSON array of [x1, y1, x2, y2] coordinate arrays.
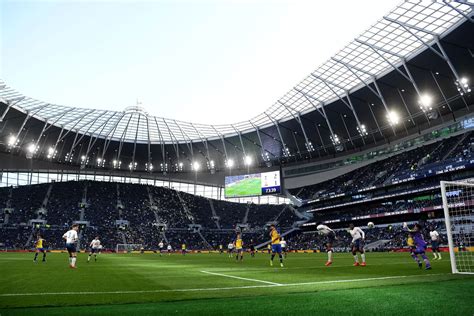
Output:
[[224, 171, 281, 198]]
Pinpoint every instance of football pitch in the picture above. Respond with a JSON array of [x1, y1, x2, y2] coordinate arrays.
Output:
[[0, 252, 473, 315], [225, 178, 261, 197]]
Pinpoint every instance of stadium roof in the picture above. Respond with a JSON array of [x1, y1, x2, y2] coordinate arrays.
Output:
[[0, 0, 472, 145]]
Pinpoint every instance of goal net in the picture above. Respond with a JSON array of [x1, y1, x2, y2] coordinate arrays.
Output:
[[440, 180, 474, 274], [115, 244, 143, 253]]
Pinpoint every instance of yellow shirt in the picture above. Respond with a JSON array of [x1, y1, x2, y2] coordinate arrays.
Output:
[[407, 237, 414, 247], [235, 238, 243, 249], [36, 238, 44, 249], [271, 229, 281, 245], [181, 244, 186, 250], [267, 244, 271, 249]]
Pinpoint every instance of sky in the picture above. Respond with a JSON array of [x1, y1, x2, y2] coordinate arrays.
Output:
[[0, 0, 400, 125]]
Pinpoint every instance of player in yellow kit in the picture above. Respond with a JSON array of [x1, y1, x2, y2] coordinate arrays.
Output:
[[407, 233, 416, 254], [181, 243, 186, 255], [234, 233, 244, 262], [269, 224, 284, 267], [33, 234, 47, 263]]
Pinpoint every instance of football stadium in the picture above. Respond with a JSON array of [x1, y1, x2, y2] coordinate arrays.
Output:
[[0, 1, 474, 315]]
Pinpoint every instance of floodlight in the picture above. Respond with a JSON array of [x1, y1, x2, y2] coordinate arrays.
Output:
[[357, 124, 368, 136], [455, 77, 471, 95], [26, 143, 36, 154], [226, 159, 234, 168], [386, 110, 400, 126], [330, 134, 340, 145], [244, 155, 252, 166], [7, 135, 17, 147], [47, 146, 57, 159], [305, 141, 314, 152], [419, 94, 433, 112]]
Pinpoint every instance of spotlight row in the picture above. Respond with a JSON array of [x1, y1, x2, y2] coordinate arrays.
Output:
[[4, 85, 470, 162], [8, 141, 256, 172]]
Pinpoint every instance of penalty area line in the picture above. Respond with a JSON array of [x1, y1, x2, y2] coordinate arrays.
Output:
[[200, 270, 282, 286], [0, 273, 449, 297]]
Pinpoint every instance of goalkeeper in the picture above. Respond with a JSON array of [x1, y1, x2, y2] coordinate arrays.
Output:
[[404, 223, 431, 270]]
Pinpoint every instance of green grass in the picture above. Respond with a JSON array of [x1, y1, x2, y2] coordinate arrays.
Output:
[[225, 178, 261, 197], [0, 252, 473, 315]]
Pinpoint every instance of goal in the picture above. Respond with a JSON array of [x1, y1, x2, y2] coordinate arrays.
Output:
[[115, 244, 143, 253], [440, 180, 474, 274]]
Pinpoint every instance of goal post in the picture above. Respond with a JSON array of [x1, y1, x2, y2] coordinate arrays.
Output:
[[440, 180, 474, 274], [115, 244, 143, 253]]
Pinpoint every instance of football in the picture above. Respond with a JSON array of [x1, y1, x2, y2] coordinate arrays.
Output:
[[367, 222, 375, 228]]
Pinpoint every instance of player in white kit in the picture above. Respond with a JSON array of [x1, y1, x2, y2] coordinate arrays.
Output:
[[280, 237, 288, 258], [349, 223, 366, 266], [317, 224, 336, 266], [167, 244, 172, 255], [158, 241, 164, 256], [429, 227, 442, 260], [88, 236, 101, 263], [227, 242, 234, 258], [62, 224, 79, 269]]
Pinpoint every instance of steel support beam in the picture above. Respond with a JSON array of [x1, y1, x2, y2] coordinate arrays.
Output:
[[384, 17, 463, 83]]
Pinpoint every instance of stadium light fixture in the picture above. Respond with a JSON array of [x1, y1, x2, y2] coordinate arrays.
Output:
[[25, 143, 38, 159], [113, 160, 121, 169], [330, 134, 340, 146], [46, 146, 57, 159], [129, 162, 137, 171], [207, 160, 215, 169], [145, 163, 153, 172], [207, 160, 215, 174], [7, 135, 17, 147], [26, 143, 37, 154], [65, 153, 73, 162], [305, 141, 314, 152], [244, 155, 252, 166], [97, 158, 105, 167], [225, 159, 234, 168], [418, 94, 434, 112], [192, 161, 200, 171], [261, 152, 271, 162], [455, 77, 471, 95], [386, 110, 400, 126], [357, 124, 368, 137]]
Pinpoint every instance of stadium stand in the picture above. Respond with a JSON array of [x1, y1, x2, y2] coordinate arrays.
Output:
[[1, 133, 474, 251]]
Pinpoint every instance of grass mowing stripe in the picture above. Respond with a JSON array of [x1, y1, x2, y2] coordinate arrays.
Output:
[[200, 270, 283, 286], [0, 273, 448, 297]]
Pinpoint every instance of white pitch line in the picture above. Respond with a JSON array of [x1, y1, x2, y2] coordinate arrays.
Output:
[[200, 270, 282, 286], [0, 273, 450, 297], [283, 273, 448, 287]]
